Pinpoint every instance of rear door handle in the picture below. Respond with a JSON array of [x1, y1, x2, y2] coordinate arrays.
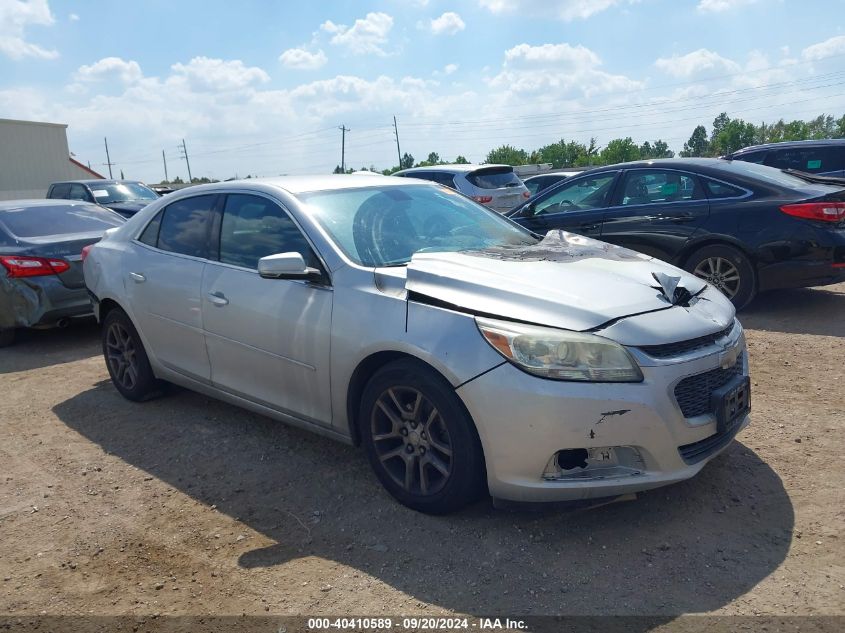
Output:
[[671, 213, 696, 223], [207, 291, 229, 307], [579, 223, 601, 231], [128, 272, 146, 283]]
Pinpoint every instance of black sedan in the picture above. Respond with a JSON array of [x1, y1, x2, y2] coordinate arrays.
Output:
[[0, 200, 125, 346], [46, 179, 160, 218], [506, 158, 845, 308]]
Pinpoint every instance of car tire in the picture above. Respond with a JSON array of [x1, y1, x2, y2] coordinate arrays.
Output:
[[102, 308, 166, 402], [359, 359, 486, 514], [0, 328, 14, 348], [685, 244, 756, 310]]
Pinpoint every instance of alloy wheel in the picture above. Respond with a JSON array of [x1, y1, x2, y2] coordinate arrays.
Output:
[[370, 386, 453, 495], [105, 322, 139, 391], [693, 256, 741, 299]]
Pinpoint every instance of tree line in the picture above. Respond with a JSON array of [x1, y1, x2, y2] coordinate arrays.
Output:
[[358, 112, 845, 174]]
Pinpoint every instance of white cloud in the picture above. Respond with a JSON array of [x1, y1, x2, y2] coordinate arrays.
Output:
[[654, 48, 741, 78], [801, 35, 845, 61], [430, 12, 465, 36], [696, 0, 759, 11], [76, 57, 143, 84], [321, 12, 393, 56], [0, 0, 58, 59], [170, 56, 270, 91], [488, 42, 642, 99], [478, 0, 636, 21], [69, 12, 79, 21], [444, 63, 459, 75], [279, 47, 327, 70]]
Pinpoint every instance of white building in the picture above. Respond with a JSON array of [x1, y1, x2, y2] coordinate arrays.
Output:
[[0, 118, 103, 201]]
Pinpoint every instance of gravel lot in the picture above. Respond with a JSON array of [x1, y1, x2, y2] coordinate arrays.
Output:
[[1, 284, 843, 620]]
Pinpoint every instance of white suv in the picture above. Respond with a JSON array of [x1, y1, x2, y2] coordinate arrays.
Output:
[[393, 164, 530, 213]]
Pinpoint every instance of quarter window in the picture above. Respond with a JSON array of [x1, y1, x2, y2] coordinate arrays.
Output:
[[619, 170, 702, 206], [703, 179, 745, 199], [138, 211, 162, 246], [218, 194, 316, 270], [156, 195, 215, 258]]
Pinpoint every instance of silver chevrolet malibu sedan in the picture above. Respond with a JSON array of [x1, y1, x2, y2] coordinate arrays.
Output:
[[83, 175, 750, 514]]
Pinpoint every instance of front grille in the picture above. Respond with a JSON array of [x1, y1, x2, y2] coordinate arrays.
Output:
[[639, 322, 735, 359], [678, 423, 741, 464], [673, 352, 745, 418]]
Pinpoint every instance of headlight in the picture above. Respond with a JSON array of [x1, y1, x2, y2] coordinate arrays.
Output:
[[475, 317, 643, 382]]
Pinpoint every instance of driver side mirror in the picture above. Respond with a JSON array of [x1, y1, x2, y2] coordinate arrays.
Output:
[[258, 252, 322, 282]]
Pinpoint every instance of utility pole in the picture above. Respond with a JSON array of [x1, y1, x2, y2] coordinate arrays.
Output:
[[393, 116, 401, 167], [162, 150, 169, 183], [103, 137, 115, 179], [339, 125, 349, 173], [179, 138, 193, 182]]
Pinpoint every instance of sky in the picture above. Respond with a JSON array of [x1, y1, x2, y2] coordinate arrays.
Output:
[[1, 0, 844, 183]]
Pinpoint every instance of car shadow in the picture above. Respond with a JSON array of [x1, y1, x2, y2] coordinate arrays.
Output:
[[0, 318, 100, 374], [741, 284, 845, 337], [54, 382, 793, 619]]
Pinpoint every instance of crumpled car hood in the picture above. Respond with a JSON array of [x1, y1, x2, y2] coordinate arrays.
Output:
[[405, 231, 713, 332]]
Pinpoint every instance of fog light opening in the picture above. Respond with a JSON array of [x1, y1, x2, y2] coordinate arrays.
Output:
[[557, 448, 589, 470]]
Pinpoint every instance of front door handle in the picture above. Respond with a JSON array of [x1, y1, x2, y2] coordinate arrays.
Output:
[[128, 272, 146, 283], [671, 213, 696, 223], [579, 223, 600, 231], [207, 291, 229, 307]]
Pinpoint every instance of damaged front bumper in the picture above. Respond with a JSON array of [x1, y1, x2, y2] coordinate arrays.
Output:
[[0, 276, 93, 330], [456, 327, 750, 504]]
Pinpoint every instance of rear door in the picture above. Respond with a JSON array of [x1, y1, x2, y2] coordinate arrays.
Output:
[[201, 193, 333, 425], [600, 168, 710, 262], [512, 172, 618, 238], [125, 194, 217, 382]]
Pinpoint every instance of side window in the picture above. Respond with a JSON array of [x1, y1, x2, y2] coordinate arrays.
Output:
[[157, 195, 216, 258], [218, 194, 317, 270], [533, 173, 616, 216], [764, 147, 844, 174], [703, 179, 745, 199], [68, 184, 89, 201], [138, 210, 163, 246], [619, 170, 702, 206], [49, 184, 71, 198], [734, 150, 766, 164]]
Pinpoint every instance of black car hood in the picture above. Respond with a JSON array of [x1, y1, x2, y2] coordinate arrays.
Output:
[[102, 200, 153, 217]]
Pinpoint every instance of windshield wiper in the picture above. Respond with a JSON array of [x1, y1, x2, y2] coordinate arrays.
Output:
[[782, 169, 845, 186]]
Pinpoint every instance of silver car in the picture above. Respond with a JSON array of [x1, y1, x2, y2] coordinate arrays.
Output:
[[84, 175, 750, 514], [393, 164, 530, 213]]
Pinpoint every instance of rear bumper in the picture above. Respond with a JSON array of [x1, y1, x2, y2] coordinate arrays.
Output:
[[758, 260, 845, 292], [0, 276, 92, 330]]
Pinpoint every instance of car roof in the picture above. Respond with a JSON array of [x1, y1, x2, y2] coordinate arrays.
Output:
[[0, 199, 102, 212], [732, 139, 845, 154], [50, 179, 144, 186], [394, 164, 510, 174], [164, 173, 440, 197]]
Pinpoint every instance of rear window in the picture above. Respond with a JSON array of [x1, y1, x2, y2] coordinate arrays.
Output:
[[466, 167, 522, 189], [715, 160, 826, 189], [0, 203, 124, 238]]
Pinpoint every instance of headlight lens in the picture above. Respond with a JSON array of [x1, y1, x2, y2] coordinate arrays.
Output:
[[476, 317, 643, 382]]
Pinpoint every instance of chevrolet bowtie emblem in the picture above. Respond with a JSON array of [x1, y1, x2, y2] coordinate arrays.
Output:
[[652, 272, 693, 306]]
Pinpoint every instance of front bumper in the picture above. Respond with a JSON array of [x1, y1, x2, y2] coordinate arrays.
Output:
[[457, 327, 749, 503]]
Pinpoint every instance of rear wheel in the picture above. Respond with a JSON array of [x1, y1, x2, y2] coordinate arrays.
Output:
[[0, 328, 14, 348], [102, 308, 166, 401], [685, 244, 756, 310], [359, 359, 486, 514]]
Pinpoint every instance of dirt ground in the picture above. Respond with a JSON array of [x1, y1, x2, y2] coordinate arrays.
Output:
[[1, 283, 843, 621]]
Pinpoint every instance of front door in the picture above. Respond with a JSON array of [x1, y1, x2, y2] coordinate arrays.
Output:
[[201, 193, 333, 425], [515, 172, 618, 238]]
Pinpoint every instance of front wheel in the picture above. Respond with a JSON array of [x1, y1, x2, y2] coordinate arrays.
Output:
[[102, 308, 166, 401], [685, 244, 756, 310], [359, 359, 486, 514]]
